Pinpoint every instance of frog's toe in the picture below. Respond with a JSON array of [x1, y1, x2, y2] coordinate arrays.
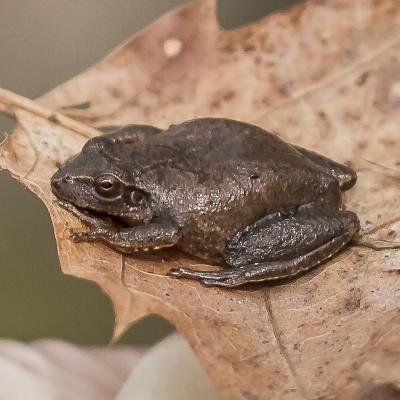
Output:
[[70, 231, 91, 242], [167, 267, 187, 278], [167, 267, 241, 284], [200, 276, 245, 288], [57, 200, 109, 229], [56, 199, 70, 208], [57, 200, 83, 216], [167, 267, 244, 287], [201, 278, 227, 287], [167, 267, 204, 279]]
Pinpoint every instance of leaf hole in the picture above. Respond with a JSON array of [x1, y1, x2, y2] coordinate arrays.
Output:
[[218, 0, 303, 30], [117, 315, 175, 345], [0, 114, 16, 141], [163, 38, 183, 58]]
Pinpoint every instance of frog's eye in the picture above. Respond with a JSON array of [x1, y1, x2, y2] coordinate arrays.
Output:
[[94, 174, 122, 198]]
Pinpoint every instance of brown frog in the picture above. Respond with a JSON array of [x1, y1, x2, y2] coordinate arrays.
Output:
[[51, 118, 360, 288]]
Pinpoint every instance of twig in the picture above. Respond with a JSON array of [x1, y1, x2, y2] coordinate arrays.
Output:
[[353, 239, 400, 251], [0, 87, 99, 138]]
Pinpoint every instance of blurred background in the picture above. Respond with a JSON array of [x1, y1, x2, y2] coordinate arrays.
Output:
[[0, 0, 301, 346]]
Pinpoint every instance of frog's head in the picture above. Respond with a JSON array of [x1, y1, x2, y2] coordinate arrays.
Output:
[[51, 136, 154, 225]]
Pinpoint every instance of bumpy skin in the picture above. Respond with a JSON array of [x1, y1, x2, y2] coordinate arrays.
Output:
[[51, 118, 360, 288]]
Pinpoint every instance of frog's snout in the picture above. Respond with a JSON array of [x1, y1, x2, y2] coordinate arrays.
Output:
[[50, 172, 74, 196]]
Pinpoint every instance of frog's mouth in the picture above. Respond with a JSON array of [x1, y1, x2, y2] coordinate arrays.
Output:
[[62, 200, 144, 229], [85, 206, 146, 228], [88, 208, 122, 226]]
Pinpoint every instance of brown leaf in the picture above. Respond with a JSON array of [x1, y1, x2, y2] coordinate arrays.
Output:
[[1, 0, 400, 398]]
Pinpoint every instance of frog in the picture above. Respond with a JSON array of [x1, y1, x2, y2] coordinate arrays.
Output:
[[51, 117, 360, 288]]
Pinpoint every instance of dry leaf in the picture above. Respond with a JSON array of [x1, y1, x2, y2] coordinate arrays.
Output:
[[1, 0, 400, 398]]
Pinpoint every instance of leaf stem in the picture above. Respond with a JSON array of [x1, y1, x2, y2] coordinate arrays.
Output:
[[0, 87, 99, 138]]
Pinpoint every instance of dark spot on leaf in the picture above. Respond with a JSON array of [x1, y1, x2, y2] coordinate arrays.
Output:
[[243, 43, 256, 52], [222, 43, 235, 54], [48, 113, 59, 123], [387, 229, 397, 239], [223, 91, 236, 101], [358, 141, 367, 149], [344, 288, 361, 312], [291, 15, 300, 24], [61, 101, 92, 110], [355, 71, 369, 86]]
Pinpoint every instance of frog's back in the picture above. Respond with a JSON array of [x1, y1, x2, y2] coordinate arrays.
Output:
[[133, 117, 326, 206], [158, 118, 301, 169]]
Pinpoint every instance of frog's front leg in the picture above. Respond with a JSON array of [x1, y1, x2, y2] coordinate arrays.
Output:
[[57, 200, 111, 229], [71, 219, 181, 253], [168, 209, 359, 287]]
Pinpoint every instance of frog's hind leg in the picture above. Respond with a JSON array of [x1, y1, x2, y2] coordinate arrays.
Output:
[[168, 209, 359, 288], [294, 145, 357, 191]]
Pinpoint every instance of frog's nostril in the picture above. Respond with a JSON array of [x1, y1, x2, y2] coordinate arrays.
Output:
[[62, 175, 73, 184]]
